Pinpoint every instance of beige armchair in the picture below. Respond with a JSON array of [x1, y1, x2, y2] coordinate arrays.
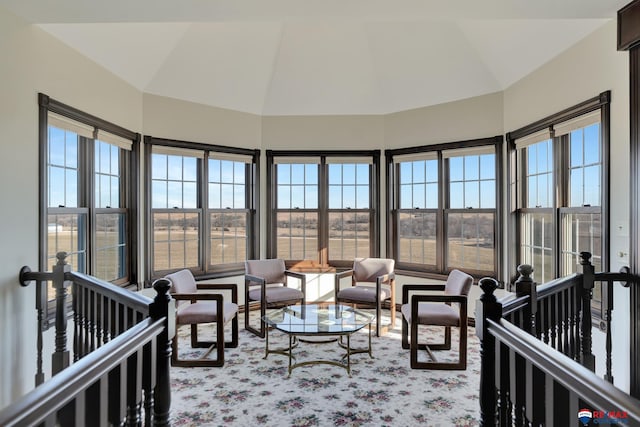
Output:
[[244, 259, 306, 338], [334, 258, 396, 337], [165, 269, 238, 367], [401, 269, 473, 370]]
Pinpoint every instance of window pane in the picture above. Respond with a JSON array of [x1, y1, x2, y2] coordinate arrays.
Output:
[[400, 162, 412, 183], [520, 212, 554, 284], [570, 132, 583, 167], [464, 181, 479, 208], [152, 181, 168, 209], [356, 164, 369, 185], [398, 211, 437, 266], [561, 211, 601, 276], [426, 183, 438, 209], [49, 166, 65, 208], [450, 182, 463, 209], [480, 181, 495, 209], [183, 182, 197, 208], [584, 124, 600, 165], [329, 185, 342, 208], [210, 212, 247, 264], [95, 213, 126, 281], [276, 211, 318, 261], [584, 165, 600, 206], [570, 169, 583, 207], [153, 212, 200, 271], [291, 164, 305, 184], [480, 154, 495, 179], [152, 154, 167, 180], [412, 161, 425, 182], [447, 212, 494, 272], [209, 183, 221, 209], [278, 185, 291, 209], [342, 164, 356, 185], [356, 186, 369, 209], [412, 183, 425, 209], [449, 157, 463, 181], [167, 155, 183, 180], [464, 155, 479, 180], [278, 164, 291, 185], [47, 213, 87, 274], [328, 212, 370, 260], [305, 185, 318, 209], [400, 184, 412, 209]]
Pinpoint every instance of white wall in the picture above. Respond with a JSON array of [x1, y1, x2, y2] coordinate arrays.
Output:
[[0, 6, 142, 409], [503, 20, 631, 392]]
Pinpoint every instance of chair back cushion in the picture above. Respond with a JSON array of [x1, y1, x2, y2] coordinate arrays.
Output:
[[165, 269, 198, 294], [444, 269, 474, 296], [352, 258, 395, 282], [245, 259, 287, 284]]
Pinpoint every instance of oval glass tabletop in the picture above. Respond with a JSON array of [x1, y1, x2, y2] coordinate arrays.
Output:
[[263, 304, 374, 335]]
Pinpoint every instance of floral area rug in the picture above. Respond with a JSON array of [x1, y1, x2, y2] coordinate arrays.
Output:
[[170, 310, 481, 427]]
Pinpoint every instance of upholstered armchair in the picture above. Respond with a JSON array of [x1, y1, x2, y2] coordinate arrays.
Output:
[[334, 258, 396, 337], [401, 269, 473, 370], [244, 259, 306, 338], [165, 269, 238, 367]]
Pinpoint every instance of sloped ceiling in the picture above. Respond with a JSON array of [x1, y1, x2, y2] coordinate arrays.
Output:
[[0, 0, 629, 115]]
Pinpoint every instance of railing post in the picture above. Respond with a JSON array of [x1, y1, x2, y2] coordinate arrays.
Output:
[[579, 251, 596, 372], [52, 252, 72, 375], [514, 264, 537, 336], [476, 277, 502, 427], [150, 278, 172, 427]]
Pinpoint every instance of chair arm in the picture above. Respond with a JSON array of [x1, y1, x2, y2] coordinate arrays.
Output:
[[196, 283, 238, 303], [285, 270, 306, 296], [410, 293, 467, 306], [245, 274, 266, 286], [402, 284, 446, 304], [376, 272, 395, 284], [335, 269, 354, 295], [172, 293, 224, 303]]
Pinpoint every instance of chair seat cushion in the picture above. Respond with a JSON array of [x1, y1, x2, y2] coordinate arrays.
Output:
[[401, 303, 460, 327], [338, 285, 391, 303], [176, 301, 238, 325], [248, 286, 304, 304]]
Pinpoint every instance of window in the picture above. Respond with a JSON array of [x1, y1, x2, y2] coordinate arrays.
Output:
[[510, 92, 609, 286], [146, 138, 258, 279], [40, 94, 138, 291], [387, 137, 502, 278], [267, 151, 379, 268]]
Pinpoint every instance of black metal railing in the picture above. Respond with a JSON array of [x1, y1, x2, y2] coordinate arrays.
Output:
[[477, 252, 640, 426], [0, 252, 173, 426]]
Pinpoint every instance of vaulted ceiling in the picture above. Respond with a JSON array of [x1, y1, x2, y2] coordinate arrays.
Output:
[[0, 0, 629, 115]]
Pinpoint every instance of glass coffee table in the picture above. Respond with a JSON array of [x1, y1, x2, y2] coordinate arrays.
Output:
[[262, 304, 374, 377]]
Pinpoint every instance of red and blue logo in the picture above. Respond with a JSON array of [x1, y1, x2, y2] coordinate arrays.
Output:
[[578, 409, 593, 426]]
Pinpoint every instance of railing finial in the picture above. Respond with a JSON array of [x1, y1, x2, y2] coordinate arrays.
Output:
[[579, 251, 592, 265]]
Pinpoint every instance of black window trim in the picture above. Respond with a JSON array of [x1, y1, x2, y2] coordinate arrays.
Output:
[[144, 135, 260, 282], [266, 149, 381, 269], [385, 135, 504, 282], [38, 93, 140, 287], [506, 90, 611, 323]]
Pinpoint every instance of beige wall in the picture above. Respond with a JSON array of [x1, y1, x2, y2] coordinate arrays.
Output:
[[0, 6, 142, 409], [384, 91, 504, 148], [503, 20, 630, 391], [0, 2, 633, 409]]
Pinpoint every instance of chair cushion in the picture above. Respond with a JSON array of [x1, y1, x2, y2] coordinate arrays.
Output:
[[166, 269, 198, 294], [401, 303, 460, 327], [248, 286, 304, 303], [337, 285, 391, 303], [176, 301, 238, 325], [352, 258, 395, 282], [444, 269, 473, 296], [245, 259, 287, 284]]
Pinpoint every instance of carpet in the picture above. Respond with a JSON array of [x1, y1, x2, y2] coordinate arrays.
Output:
[[170, 310, 481, 427]]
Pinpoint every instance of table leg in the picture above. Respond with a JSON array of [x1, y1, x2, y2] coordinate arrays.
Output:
[[346, 334, 351, 377], [288, 335, 293, 377], [264, 324, 269, 359]]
